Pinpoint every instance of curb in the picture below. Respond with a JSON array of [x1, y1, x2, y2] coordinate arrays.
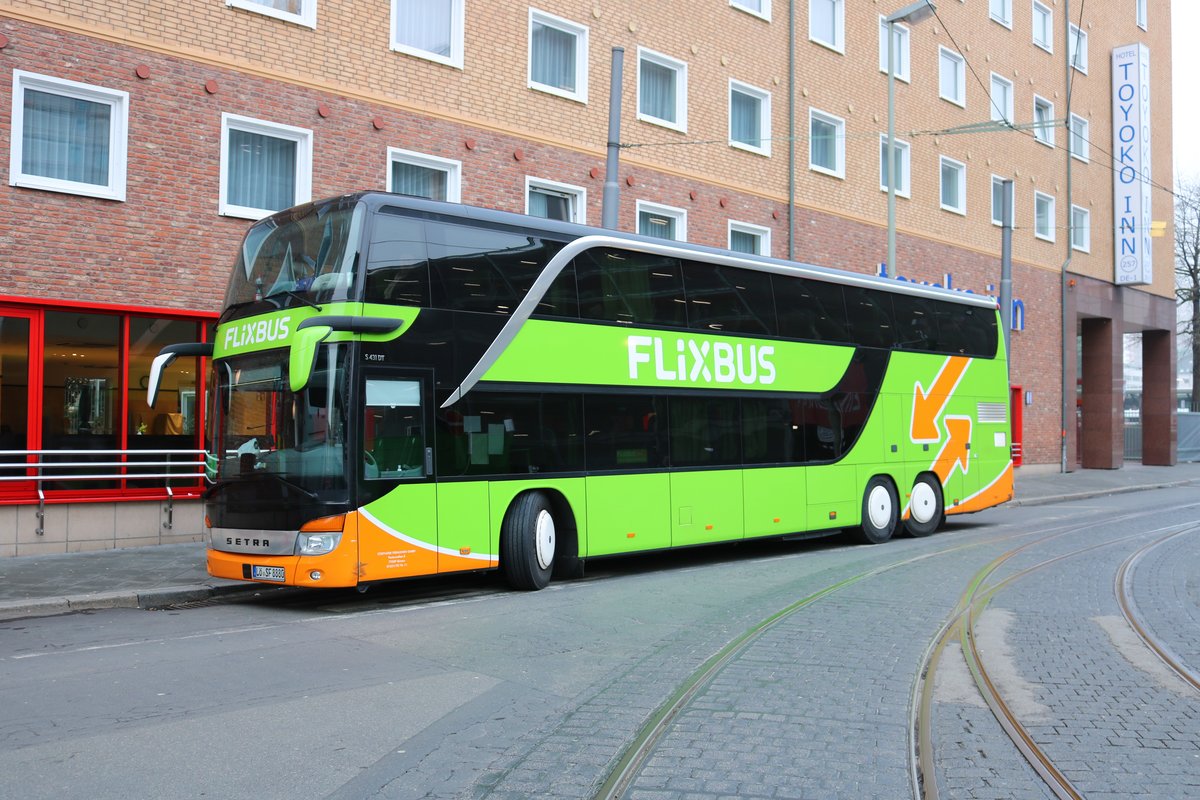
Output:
[[0, 582, 256, 622], [1009, 479, 1200, 508]]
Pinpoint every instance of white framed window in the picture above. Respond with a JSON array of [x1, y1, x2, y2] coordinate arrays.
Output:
[[879, 135, 910, 198], [939, 47, 965, 106], [1069, 113, 1090, 162], [528, 9, 588, 103], [390, 0, 464, 69], [387, 148, 461, 202], [809, 109, 845, 178], [1034, 191, 1055, 242], [9, 70, 128, 202], [1136, 0, 1147, 30], [990, 73, 1014, 125], [1071, 205, 1090, 252], [730, 0, 771, 22], [729, 80, 771, 155], [990, 0, 1012, 27], [219, 113, 312, 220], [1033, 95, 1055, 146], [637, 48, 688, 132], [1068, 24, 1088, 73], [637, 200, 687, 241], [991, 175, 1015, 226], [878, 16, 910, 81], [1032, 1, 1052, 51], [940, 157, 966, 215], [526, 177, 586, 223], [728, 220, 771, 255], [226, 0, 316, 28], [809, 0, 844, 52]]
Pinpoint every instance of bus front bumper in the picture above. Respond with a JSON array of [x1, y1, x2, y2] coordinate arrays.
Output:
[[207, 545, 360, 588]]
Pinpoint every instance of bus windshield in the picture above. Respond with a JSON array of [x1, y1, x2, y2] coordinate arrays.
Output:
[[209, 346, 350, 500], [225, 198, 364, 309]]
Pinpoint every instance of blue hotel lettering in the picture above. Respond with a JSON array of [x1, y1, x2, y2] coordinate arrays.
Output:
[[876, 263, 1025, 332]]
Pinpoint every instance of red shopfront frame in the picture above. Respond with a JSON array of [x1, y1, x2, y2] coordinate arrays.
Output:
[[0, 295, 216, 504]]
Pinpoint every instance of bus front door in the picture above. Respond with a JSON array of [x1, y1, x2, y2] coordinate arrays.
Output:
[[355, 371, 441, 582]]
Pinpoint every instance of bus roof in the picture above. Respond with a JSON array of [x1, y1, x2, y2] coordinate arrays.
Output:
[[306, 192, 999, 310]]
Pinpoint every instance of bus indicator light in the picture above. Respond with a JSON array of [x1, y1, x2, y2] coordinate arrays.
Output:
[[626, 532, 636, 538], [459, 547, 471, 555], [705, 525, 713, 530], [829, 511, 837, 520], [773, 518, 780, 523], [309, 570, 323, 581]]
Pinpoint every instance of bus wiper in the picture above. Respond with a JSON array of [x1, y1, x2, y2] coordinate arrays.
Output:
[[257, 471, 319, 500], [266, 290, 323, 312]]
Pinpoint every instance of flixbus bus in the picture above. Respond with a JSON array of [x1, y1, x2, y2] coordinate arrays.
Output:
[[150, 192, 1012, 591]]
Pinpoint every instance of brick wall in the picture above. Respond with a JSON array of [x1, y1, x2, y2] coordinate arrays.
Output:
[[0, 1, 1176, 467]]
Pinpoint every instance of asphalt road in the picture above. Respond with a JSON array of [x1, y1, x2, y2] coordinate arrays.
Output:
[[2, 487, 1198, 800]]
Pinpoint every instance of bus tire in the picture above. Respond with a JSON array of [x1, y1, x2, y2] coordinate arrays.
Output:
[[500, 491, 556, 590], [856, 476, 898, 544], [904, 473, 944, 537]]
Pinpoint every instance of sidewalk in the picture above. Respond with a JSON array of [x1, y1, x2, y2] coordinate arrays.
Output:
[[2, 461, 1198, 622]]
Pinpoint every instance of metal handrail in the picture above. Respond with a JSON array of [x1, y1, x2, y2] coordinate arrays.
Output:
[[0, 449, 206, 481], [0, 449, 208, 537]]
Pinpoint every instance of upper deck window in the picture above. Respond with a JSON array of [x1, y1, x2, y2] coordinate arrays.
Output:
[[364, 212, 566, 315], [225, 200, 363, 309]]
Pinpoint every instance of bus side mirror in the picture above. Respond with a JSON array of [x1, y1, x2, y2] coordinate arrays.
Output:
[[290, 325, 332, 393], [148, 342, 213, 408]]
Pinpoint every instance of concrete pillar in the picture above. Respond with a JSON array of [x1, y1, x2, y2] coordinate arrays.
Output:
[[1080, 317, 1123, 469], [1141, 329, 1177, 465]]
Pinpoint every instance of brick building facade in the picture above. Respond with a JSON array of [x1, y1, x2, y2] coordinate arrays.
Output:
[[0, 0, 1176, 553]]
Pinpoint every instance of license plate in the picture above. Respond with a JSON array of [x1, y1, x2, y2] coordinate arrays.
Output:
[[251, 565, 286, 582]]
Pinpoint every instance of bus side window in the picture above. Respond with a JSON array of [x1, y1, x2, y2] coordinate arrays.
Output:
[[669, 396, 740, 467], [365, 212, 431, 307], [891, 294, 941, 352], [682, 261, 777, 336], [742, 398, 805, 464], [576, 248, 686, 327], [774, 277, 850, 344], [538, 261, 580, 319], [584, 395, 668, 470], [844, 287, 897, 350]]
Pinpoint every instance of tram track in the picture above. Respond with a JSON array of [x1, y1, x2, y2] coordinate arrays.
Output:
[[1114, 529, 1200, 695], [588, 509, 1124, 800], [912, 507, 1200, 800]]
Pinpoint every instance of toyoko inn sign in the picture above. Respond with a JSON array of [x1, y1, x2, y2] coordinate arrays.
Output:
[[1112, 43, 1152, 286]]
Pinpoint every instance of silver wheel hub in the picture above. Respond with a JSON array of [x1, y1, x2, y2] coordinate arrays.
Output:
[[867, 484, 893, 530], [910, 481, 937, 524], [534, 509, 556, 571]]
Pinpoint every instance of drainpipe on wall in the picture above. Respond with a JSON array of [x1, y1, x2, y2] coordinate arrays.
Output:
[[1060, 0, 1075, 473], [788, 0, 796, 259]]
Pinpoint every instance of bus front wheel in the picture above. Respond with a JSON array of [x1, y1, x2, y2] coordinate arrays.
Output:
[[856, 476, 898, 544], [904, 474, 944, 537], [500, 491, 556, 590]]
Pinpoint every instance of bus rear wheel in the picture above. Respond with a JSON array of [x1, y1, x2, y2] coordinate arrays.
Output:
[[500, 491, 556, 590], [856, 476, 898, 544], [904, 474, 944, 537]]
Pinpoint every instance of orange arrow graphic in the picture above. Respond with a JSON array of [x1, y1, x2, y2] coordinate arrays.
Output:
[[933, 416, 972, 485], [910, 356, 970, 442]]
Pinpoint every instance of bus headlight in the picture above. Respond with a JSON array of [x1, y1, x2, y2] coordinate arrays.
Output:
[[298, 533, 341, 556]]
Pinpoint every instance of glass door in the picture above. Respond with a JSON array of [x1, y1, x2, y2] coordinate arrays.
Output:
[[0, 309, 41, 497]]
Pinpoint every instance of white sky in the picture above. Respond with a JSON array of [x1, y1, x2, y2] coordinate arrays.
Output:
[[1173, 0, 1199, 182]]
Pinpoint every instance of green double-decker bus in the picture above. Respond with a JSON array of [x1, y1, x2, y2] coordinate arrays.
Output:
[[152, 192, 1012, 591]]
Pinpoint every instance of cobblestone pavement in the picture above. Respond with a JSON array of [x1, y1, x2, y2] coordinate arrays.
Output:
[[4, 470, 1200, 799]]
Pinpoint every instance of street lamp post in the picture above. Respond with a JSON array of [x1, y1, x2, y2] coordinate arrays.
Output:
[[886, 0, 936, 276]]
